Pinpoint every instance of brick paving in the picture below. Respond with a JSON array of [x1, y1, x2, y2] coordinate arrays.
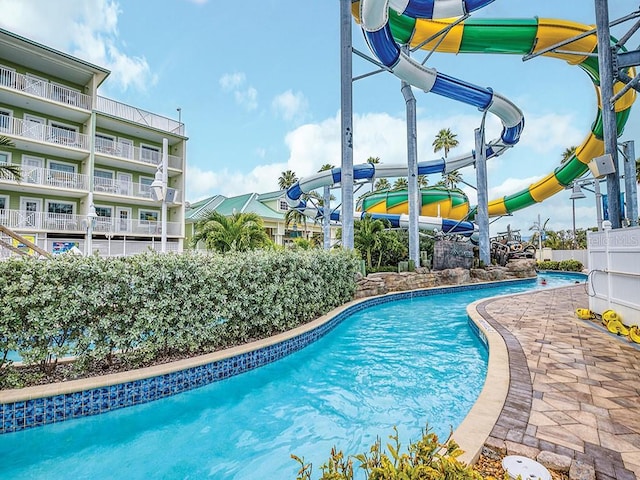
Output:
[[475, 284, 640, 479]]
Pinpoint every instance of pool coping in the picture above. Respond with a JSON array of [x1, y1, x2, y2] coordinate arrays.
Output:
[[0, 277, 537, 436]]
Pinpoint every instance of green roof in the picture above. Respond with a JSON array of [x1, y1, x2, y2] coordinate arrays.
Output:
[[185, 192, 285, 223]]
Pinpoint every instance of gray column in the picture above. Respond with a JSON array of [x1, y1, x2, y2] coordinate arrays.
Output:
[[323, 185, 331, 249], [402, 80, 420, 267], [595, 0, 622, 228], [475, 127, 490, 266], [623, 141, 638, 226], [340, 0, 354, 249]]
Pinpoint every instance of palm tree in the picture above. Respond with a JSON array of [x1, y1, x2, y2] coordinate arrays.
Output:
[[442, 170, 462, 189], [366, 156, 380, 192], [374, 178, 391, 191], [561, 146, 577, 164], [354, 214, 387, 269], [432, 128, 459, 158], [393, 177, 408, 189], [0, 136, 21, 181], [191, 211, 270, 252], [417, 175, 429, 189], [278, 169, 298, 190]]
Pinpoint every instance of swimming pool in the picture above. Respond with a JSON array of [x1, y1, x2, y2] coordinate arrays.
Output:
[[0, 273, 584, 479]]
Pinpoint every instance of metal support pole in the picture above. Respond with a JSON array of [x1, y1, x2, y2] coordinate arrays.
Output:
[[323, 185, 331, 249], [572, 197, 577, 249], [474, 126, 490, 266], [622, 141, 638, 226], [595, 0, 622, 228], [161, 138, 168, 253], [594, 179, 604, 231], [340, 0, 354, 249], [401, 79, 420, 267]]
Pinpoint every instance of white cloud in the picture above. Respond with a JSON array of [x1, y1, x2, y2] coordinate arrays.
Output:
[[184, 0, 208, 4], [272, 90, 309, 122], [219, 72, 258, 111], [0, 0, 156, 92]]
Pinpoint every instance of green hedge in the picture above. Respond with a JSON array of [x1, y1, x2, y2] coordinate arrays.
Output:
[[0, 250, 359, 382], [537, 259, 584, 272]]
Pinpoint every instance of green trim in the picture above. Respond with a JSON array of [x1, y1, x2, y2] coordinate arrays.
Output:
[[459, 19, 538, 54]]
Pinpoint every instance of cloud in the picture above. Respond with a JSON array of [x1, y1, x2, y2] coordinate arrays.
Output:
[[219, 72, 258, 111], [0, 0, 156, 92], [184, 0, 208, 4], [272, 90, 309, 122]]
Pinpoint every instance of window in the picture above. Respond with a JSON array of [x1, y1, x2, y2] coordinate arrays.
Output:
[[49, 161, 76, 173], [95, 133, 117, 155], [0, 151, 10, 165], [0, 108, 12, 133], [50, 122, 78, 146], [0, 195, 8, 218], [140, 144, 160, 164], [94, 205, 113, 232], [95, 169, 114, 180], [139, 210, 159, 222], [279, 199, 290, 211], [0, 64, 16, 88], [95, 206, 112, 218], [47, 201, 74, 215], [94, 169, 116, 192], [139, 176, 153, 197]]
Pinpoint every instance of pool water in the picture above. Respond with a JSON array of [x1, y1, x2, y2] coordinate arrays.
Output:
[[0, 273, 584, 479]]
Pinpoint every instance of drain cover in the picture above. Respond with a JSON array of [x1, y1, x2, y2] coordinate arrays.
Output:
[[502, 455, 551, 480]]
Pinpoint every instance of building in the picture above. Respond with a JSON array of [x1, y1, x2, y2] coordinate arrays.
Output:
[[0, 28, 186, 257], [185, 191, 335, 248]]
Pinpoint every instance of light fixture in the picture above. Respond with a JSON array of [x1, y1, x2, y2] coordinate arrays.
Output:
[[150, 167, 164, 202], [569, 184, 586, 200], [87, 203, 98, 219]]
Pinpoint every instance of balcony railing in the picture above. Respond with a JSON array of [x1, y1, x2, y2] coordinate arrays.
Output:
[[94, 137, 182, 169], [0, 66, 92, 110], [0, 116, 90, 150], [96, 96, 185, 135], [0, 209, 181, 236], [0, 164, 89, 190], [94, 176, 153, 200]]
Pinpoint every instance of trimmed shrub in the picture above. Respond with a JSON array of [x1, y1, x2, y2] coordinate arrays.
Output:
[[537, 259, 583, 272]]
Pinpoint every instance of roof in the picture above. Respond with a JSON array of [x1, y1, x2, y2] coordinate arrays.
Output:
[[185, 192, 285, 223]]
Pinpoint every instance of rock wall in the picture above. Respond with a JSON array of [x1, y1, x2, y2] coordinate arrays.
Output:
[[355, 259, 537, 299]]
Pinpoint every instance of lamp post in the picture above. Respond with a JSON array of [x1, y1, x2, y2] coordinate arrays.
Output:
[[570, 183, 586, 249], [150, 138, 169, 253], [85, 203, 97, 256]]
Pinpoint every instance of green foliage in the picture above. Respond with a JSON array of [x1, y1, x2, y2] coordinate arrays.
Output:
[[293, 425, 485, 480], [191, 211, 271, 252], [0, 250, 359, 384], [537, 259, 583, 272]]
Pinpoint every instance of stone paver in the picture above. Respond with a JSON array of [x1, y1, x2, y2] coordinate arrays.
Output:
[[475, 284, 640, 479]]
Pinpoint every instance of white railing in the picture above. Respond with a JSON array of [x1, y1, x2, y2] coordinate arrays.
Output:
[[94, 136, 182, 169], [0, 164, 89, 190], [94, 176, 153, 200], [1, 116, 90, 150], [96, 96, 185, 135], [0, 209, 182, 236], [0, 66, 91, 110]]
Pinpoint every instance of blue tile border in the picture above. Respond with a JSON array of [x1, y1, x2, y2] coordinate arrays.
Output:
[[0, 278, 534, 434]]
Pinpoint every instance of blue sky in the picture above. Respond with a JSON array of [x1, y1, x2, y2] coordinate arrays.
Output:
[[1, 0, 639, 236]]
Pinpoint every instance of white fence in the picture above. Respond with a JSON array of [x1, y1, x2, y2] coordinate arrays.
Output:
[[587, 226, 640, 322]]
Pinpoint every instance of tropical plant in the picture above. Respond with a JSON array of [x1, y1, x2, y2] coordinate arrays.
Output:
[[374, 178, 391, 191], [393, 177, 408, 189], [0, 136, 21, 181], [191, 211, 270, 252], [442, 169, 462, 189], [418, 175, 429, 189], [432, 128, 459, 158], [366, 156, 380, 192], [561, 146, 577, 164], [278, 169, 298, 190], [354, 214, 387, 269]]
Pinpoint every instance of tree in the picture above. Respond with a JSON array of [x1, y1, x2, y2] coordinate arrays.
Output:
[[418, 175, 429, 189], [0, 136, 21, 181], [561, 146, 577, 164], [432, 128, 459, 158], [366, 156, 380, 192], [354, 214, 387, 269], [393, 177, 408, 189], [191, 211, 270, 252], [278, 170, 298, 190], [442, 170, 462, 189], [374, 178, 391, 191]]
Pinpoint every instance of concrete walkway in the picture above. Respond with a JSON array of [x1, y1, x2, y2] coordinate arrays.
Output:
[[474, 284, 640, 480]]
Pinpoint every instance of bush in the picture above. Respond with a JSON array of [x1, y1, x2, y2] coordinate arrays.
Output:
[[537, 259, 583, 272], [0, 250, 359, 385], [292, 425, 485, 480]]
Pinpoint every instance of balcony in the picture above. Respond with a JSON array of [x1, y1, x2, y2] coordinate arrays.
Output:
[[0, 164, 89, 191], [0, 67, 92, 110], [94, 137, 182, 169], [94, 176, 152, 200], [96, 96, 185, 136], [1, 116, 90, 152], [0, 209, 182, 236]]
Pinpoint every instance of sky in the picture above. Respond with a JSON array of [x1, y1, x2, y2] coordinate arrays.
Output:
[[1, 0, 639, 237]]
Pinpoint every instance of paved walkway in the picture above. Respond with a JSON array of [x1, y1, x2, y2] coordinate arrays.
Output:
[[475, 284, 640, 480]]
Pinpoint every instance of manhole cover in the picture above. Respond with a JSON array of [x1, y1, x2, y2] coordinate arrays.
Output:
[[502, 455, 551, 480]]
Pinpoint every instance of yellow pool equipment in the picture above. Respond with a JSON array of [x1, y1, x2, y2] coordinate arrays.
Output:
[[629, 325, 640, 344], [575, 308, 594, 320], [602, 310, 629, 336]]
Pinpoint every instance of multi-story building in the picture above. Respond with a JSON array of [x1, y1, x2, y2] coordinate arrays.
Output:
[[0, 28, 186, 257]]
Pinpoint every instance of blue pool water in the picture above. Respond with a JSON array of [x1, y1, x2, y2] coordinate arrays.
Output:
[[0, 273, 584, 479]]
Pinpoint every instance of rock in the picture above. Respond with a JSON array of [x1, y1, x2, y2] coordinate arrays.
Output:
[[482, 437, 506, 460], [569, 460, 595, 480], [536, 450, 572, 473]]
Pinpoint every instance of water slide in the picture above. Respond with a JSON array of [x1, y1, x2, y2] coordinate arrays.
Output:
[[285, 0, 636, 236]]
